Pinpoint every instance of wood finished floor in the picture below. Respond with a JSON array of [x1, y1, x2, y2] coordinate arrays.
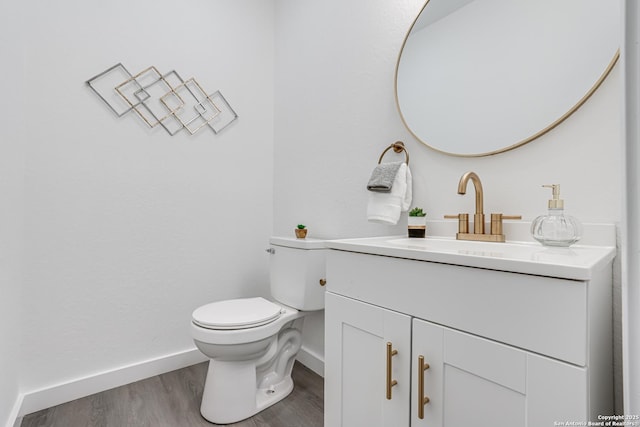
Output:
[[21, 361, 323, 427]]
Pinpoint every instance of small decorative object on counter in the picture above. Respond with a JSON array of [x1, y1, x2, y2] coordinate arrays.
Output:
[[408, 207, 427, 238], [531, 184, 582, 247], [295, 224, 308, 239]]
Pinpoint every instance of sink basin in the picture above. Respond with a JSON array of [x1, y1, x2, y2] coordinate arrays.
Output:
[[326, 236, 615, 280], [385, 237, 525, 254]]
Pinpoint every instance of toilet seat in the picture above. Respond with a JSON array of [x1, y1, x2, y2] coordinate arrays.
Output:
[[192, 297, 283, 330]]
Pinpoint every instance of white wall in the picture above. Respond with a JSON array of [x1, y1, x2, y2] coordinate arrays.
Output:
[[10, 0, 275, 417], [274, 0, 623, 410], [274, 0, 621, 235], [623, 0, 640, 415], [0, 1, 25, 424]]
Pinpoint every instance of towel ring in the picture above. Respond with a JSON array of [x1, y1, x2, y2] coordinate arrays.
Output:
[[378, 141, 409, 165]]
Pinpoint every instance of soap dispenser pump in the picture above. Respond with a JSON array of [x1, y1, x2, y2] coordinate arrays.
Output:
[[531, 184, 582, 247]]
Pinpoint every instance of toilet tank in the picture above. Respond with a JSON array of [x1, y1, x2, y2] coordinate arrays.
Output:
[[269, 236, 327, 311]]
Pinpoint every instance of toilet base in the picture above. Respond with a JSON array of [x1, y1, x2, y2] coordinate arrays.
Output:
[[199, 325, 302, 424], [256, 375, 294, 416], [200, 360, 295, 424]]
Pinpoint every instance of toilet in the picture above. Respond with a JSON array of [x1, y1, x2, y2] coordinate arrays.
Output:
[[191, 236, 327, 424]]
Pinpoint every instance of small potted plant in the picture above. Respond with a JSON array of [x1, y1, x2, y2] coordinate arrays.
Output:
[[295, 224, 308, 239], [408, 207, 427, 238]]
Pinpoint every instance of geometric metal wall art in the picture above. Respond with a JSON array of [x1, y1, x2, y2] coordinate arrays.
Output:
[[86, 63, 238, 136]]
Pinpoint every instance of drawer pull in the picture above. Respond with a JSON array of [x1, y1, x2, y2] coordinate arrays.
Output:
[[418, 355, 430, 419], [386, 342, 398, 400]]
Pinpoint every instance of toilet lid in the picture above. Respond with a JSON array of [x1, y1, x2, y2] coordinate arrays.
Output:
[[192, 297, 283, 330]]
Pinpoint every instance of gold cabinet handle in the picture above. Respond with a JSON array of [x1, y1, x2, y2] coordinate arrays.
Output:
[[319, 278, 327, 286], [386, 342, 398, 400], [418, 355, 430, 419]]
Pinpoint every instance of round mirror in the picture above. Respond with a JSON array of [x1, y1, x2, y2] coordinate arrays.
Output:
[[395, 0, 619, 157]]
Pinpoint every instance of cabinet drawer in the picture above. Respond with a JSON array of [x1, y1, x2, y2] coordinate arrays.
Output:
[[327, 250, 588, 365]]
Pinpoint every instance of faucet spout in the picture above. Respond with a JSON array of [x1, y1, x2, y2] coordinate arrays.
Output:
[[457, 171, 484, 233], [457, 171, 484, 214]]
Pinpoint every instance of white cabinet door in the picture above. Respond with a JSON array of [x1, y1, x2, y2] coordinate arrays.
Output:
[[526, 354, 588, 426], [325, 292, 412, 427], [412, 319, 587, 427]]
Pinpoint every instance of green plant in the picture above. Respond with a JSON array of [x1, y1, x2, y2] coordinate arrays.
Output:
[[297, 224, 306, 229], [409, 207, 426, 217]]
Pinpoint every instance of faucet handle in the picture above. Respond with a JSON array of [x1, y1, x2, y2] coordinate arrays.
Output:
[[490, 213, 522, 236], [444, 213, 469, 234], [502, 215, 522, 220]]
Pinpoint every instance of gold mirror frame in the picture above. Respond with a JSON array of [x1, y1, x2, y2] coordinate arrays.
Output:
[[394, 0, 620, 157]]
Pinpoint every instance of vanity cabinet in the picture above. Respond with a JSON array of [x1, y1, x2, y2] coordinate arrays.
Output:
[[324, 246, 613, 427], [324, 292, 411, 427]]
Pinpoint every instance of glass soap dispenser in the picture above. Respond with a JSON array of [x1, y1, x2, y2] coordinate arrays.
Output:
[[531, 184, 582, 247]]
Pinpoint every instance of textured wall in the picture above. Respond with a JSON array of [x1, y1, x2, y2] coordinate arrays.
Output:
[[17, 0, 275, 396], [274, 0, 623, 410], [274, 0, 621, 236], [623, 0, 640, 414], [0, 0, 25, 424]]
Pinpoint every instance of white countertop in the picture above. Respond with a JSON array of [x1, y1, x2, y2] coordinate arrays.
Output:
[[326, 235, 616, 280]]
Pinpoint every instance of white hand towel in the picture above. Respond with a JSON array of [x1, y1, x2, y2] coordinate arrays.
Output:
[[402, 165, 412, 211], [367, 163, 413, 225]]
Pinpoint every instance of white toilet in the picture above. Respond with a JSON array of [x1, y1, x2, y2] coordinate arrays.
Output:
[[191, 236, 327, 424]]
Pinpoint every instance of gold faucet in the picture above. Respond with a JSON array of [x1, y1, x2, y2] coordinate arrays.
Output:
[[458, 171, 485, 235], [445, 171, 521, 242]]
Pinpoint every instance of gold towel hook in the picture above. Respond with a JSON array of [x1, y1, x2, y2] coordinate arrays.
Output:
[[378, 141, 409, 165]]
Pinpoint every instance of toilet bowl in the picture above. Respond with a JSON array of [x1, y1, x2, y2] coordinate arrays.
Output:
[[191, 237, 327, 424]]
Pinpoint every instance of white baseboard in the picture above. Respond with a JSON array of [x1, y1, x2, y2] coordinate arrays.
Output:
[[296, 345, 324, 378], [12, 345, 322, 426], [18, 347, 207, 418]]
